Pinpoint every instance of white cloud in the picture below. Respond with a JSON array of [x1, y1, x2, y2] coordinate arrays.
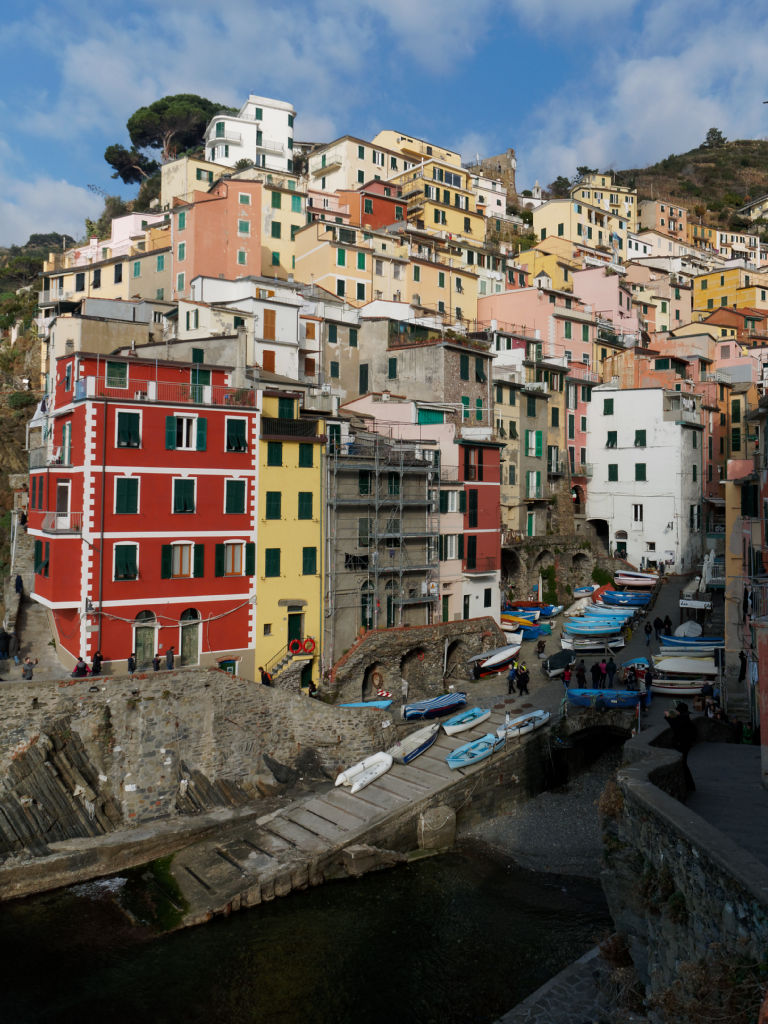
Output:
[[0, 174, 101, 248]]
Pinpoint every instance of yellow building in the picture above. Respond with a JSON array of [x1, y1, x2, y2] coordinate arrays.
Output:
[[692, 266, 768, 317], [533, 199, 629, 256], [371, 130, 462, 167], [687, 221, 717, 252], [260, 182, 306, 280], [256, 392, 325, 688], [570, 172, 637, 231], [513, 238, 582, 292], [389, 160, 485, 242], [160, 155, 227, 208]]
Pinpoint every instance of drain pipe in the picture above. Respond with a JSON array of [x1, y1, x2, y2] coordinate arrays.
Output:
[[96, 399, 107, 654]]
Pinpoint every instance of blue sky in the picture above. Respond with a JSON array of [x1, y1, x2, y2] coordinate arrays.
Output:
[[2, 0, 768, 248]]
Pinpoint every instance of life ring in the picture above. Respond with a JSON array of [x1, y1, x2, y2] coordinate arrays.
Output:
[[289, 639, 302, 654], [417, 651, 425, 661], [302, 637, 316, 654], [371, 670, 383, 686]]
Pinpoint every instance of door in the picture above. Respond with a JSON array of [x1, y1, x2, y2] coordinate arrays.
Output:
[[527, 512, 535, 537], [442, 595, 450, 623], [135, 627, 155, 667], [463, 595, 470, 619], [190, 367, 211, 403], [359, 363, 369, 395], [287, 610, 302, 650], [616, 540, 627, 557], [180, 618, 200, 666], [55, 481, 70, 529]]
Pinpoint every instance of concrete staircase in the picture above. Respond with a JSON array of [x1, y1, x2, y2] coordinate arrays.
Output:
[[4, 521, 35, 633]]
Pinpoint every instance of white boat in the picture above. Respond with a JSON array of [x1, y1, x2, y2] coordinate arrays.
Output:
[[653, 644, 721, 658], [561, 634, 625, 652], [652, 656, 717, 677], [468, 642, 522, 676], [387, 723, 440, 765], [501, 629, 524, 645], [496, 709, 550, 740], [335, 752, 393, 794], [651, 679, 706, 698], [614, 570, 658, 589], [563, 598, 590, 617], [443, 707, 491, 736], [573, 584, 598, 597]]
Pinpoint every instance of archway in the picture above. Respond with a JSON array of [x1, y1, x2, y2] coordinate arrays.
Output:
[[362, 661, 386, 699], [571, 552, 590, 572], [571, 484, 585, 515], [400, 647, 428, 694], [134, 610, 156, 668], [180, 608, 201, 666], [445, 638, 469, 682]]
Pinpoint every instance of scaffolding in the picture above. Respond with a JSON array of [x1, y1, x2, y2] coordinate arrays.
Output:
[[326, 430, 441, 655]]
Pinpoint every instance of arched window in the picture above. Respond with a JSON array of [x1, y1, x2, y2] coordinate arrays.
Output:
[[135, 610, 156, 623], [180, 608, 200, 622]]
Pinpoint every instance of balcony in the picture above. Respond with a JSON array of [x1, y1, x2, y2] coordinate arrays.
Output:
[[547, 457, 565, 476], [41, 511, 83, 534], [574, 463, 593, 478], [210, 127, 242, 145], [261, 417, 320, 438], [256, 138, 285, 156], [311, 152, 342, 176], [75, 376, 257, 408], [524, 485, 544, 500], [463, 555, 498, 575]]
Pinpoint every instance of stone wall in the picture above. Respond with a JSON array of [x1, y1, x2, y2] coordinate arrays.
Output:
[[601, 723, 768, 1003], [0, 667, 392, 857], [328, 616, 507, 703]]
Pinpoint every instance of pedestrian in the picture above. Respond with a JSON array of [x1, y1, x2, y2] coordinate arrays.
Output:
[[644, 621, 653, 647], [71, 655, 88, 678], [22, 656, 38, 680], [562, 665, 572, 687], [599, 658, 608, 685], [575, 659, 586, 687], [626, 666, 638, 690], [308, 680, 318, 698], [517, 665, 530, 695], [152, 653, 161, 672], [664, 701, 696, 792], [19, 510, 28, 529], [738, 651, 747, 683], [8, 632, 21, 666], [259, 665, 273, 686], [507, 663, 517, 695], [590, 661, 601, 686], [91, 651, 103, 676], [606, 656, 617, 687], [653, 616, 664, 641], [0, 626, 8, 664], [15, 574, 23, 598], [127, 652, 136, 674], [165, 646, 175, 670], [663, 615, 672, 636]]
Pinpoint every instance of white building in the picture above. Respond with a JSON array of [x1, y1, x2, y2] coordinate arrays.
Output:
[[204, 95, 296, 172], [586, 384, 704, 572]]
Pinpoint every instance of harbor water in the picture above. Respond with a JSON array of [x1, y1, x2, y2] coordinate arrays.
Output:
[[3, 846, 610, 1024]]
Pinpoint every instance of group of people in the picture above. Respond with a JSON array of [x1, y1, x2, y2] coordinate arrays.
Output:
[[0, 627, 22, 669], [564, 657, 618, 689], [127, 648, 176, 673], [506, 659, 530, 696], [644, 615, 674, 646]]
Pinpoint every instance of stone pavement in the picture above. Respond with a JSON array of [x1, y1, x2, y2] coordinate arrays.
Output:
[[0, 596, 69, 681]]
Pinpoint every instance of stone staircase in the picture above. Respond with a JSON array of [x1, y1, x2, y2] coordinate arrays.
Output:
[[4, 520, 35, 633]]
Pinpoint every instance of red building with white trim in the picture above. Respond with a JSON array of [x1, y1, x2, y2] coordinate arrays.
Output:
[[459, 438, 503, 619], [28, 352, 259, 674]]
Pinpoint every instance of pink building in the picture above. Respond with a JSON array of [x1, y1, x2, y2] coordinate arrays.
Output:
[[571, 267, 639, 342]]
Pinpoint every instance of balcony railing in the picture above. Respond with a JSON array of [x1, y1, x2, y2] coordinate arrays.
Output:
[[210, 127, 242, 145], [463, 555, 498, 574], [41, 511, 83, 534], [75, 376, 256, 408], [525, 485, 544, 500], [574, 463, 593, 478], [547, 458, 564, 476], [261, 417, 319, 437]]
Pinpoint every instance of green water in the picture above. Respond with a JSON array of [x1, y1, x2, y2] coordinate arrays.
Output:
[[3, 848, 610, 1024]]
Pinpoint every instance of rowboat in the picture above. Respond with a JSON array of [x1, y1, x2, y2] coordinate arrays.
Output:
[[652, 656, 717, 677], [468, 642, 521, 677], [442, 706, 492, 735], [654, 644, 721, 658], [496, 709, 551, 739], [446, 732, 504, 770], [506, 602, 563, 618], [614, 570, 658, 589], [565, 685, 650, 710], [573, 584, 598, 597], [520, 624, 542, 641], [501, 629, 524, 645], [651, 679, 707, 697], [659, 634, 723, 647], [387, 723, 440, 764], [602, 590, 651, 607], [584, 604, 636, 619], [561, 634, 625, 652], [542, 649, 576, 678], [563, 620, 624, 636], [501, 612, 540, 626], [403, 691, 468, 720], [335, 751, 393, 794], [337, 699, 393, 709]]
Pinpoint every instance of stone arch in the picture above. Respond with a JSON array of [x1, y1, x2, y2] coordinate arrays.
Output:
[[362, 661, 386, 699], [445, 638, 470, 681], [571, 551, 590, 572], [533, 548, 553, 568], [400, 647, 428, 691], [571, 484, 585, 514], [502, 547, 523, 581]]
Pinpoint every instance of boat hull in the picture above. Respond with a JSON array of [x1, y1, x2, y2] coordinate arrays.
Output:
[[338, 699, 393, 709], [335, 752, 393, 793], [497, 709, 551, 739], [443, 707, 492, 735], [446, 732, 503, 770], [403, 691, 468, 720], [652, 656, 717, 677], [561, 635, 626, 652], [566, 686, 650, 709], [651, 680, 704, 697], [387, 723, 440, 764]]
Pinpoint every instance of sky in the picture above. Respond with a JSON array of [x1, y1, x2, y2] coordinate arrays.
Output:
[[2, 0, 768, 248]]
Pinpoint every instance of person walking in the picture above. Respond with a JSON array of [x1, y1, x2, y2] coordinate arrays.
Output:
[[507, 663, 517, 695], [165, 646, 175, 670], [0, 627, 8, 666], [22, 656, 38, 680], [517, 664, 530, 695], [599, 658, 608, 685], [152, 653, 161, 672], [562, 665, 572, 688], [127, 652, 136, 674], [590, 661, 601, 687], [644, 621, 653, 647], [663, 615, 673, 636], [606, 656, 617, 688], [91, 651, 103, 676], [665, 702, 697, 793], [8, 632, 21, 666], [259, 665, 273, 686], [575, 659, 587, 687], [653, 616, 664, 641]]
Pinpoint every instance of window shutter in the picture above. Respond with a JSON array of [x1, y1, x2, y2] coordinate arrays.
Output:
[[215, 544, 225, 577], [459, 490, 466, 513], [439, 490, 448, 514], [161, 545, 173, 579], [438, 535, 444, 561], [196, 417, 207, 451], [227, 480, 245, 514], [298, 492, 312, 519], [193, 544, 205, 578], [34, 539, 43, 574], [458, 535, 464, 560], [165, 416, 177, 450], [245, 542, 256, 576]]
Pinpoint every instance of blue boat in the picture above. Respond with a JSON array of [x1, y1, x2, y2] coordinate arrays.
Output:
[[563, 620, 623, 636], [403, 691, 468, 721], [573, 584, 598, 597], [602, 590, 651, 607], [660, 634, 724, 647], [338, 699, 393, 709], [387, 723, 441, 764], [520, 625, 542, 641], [446, 732, 504, 770], [565, 685, 650, 710], [443, 706, 491, 735], [584, 605, 636, 619]]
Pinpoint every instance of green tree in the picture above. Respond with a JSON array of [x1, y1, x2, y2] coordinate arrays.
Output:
[[104, 143, 158, 184], [127, 94, 229, 161], [575, 165, 598, 179], [703, 127, 727, 149], [547, 176, 572, 198]]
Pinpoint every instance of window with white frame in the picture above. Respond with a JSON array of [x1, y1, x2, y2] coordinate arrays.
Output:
[[633, 504, 643, 523], [444, 534, 457, 559], [114, 543, 138, 580], [172, 542, 194, 578]]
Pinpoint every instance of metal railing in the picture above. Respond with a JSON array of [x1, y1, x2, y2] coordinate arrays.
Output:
[[574, 463, 594, 477], [75, 376, 256, 407], [261, 417, 319, 437], [41, 511, 83, 533], [463, 555, 498, 573]]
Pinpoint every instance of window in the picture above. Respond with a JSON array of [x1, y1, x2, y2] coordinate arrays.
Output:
[[330, 360, 339, 378], [177, 242, 186, 262], [302, 547, 317, 575], [166, 415, 206, 451], [582, 324, 589, 342], [358, 517, 371, 547], [460, 354, 469, 380], [267, 441, 283, 466], [291, 194, 302, 214], [33, 539, 50, 577], [116, 411, 140, 448], [271, 191, 281, 209], [551, 407, 559, 427], [106, 361, 127, 389], [336, 279, 345, 297], [92, 268, 101, 289], [475, 357, 486, 383], [564, 321, 572, 340], [238, 219, 250, 235], [264, 547, 280, 577], [271, 221, 281, 239], [297, 442, 314, 468], [462, 396, 470, 420], [298, 492, 313, 519], [635, 463, 647, 481], [438, 272, 445, 288], [692, 464, 697, 482], [731, 427, 742, 451], [114, 543, 138, 581], [176, 272, 185, 292], [226, 418, 247, 452], [634, 429, 646, 447], [606, 431, 617, 448], [633, 504, 643, 523], [526, 396, 536, 418], [178, 211, 186, 230], [364, 198, 373, 215], [358, 470, 371, 495], [468, 489, 478, 527], [358, 144, 365, 159], [132, 262, 141, 279], [114, 264, 123, 284], [265, 491, 282, 519], [608, 463, 618, 482], [214, 541, 255, 577], [115, 477, 138, 514], [336, 248, 346, 267], [603, 398, 614, 415], [225, 479, 246, 514], [508, 465, 516, 485]]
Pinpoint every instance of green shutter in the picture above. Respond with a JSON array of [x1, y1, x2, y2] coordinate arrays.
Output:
[[34, 539, 43, 574], [298, 492, 313, 519], [458, 535, 464, 559], [264, 547, 279, 577], [215, 544, 225, 577], [195, 417, 207, 451], [245, 543, 256, 576], [193, 544, 205, 578], [535, 431, 543, 458], [439, 490, 448, 513], [302, 547, 317, 575], [438, 535, 445, 561], [265, 491, 282, 519], [165, 416, 177, 450], [161, 545, 173, 578], [299, 443, 313, 467], [459, 490, 466, 513], [226, 480, 246, 513]]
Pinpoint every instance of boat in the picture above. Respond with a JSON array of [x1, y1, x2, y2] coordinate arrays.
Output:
[[507, 602, 563, 618], [602, 590, 651, 607], [614, 570, 658, 589], [584, 604, 636, 619], [403, 691, 468, 720], [563, 598, 590, 617], [520, 624, 542, 641], [335, 751, 393, 794], [561, 634, 625, 652], [652, 656, 717, 677], [442, 706, 492, 735], [468, 642, 521, 677], [501, 629, 524, 646], [659, 634, 723, 647], [653, 644, 722, 658], [386, 723, 440, 765], [541, 649, 576, 678], [674, 620, 703, 638], [446, 732, 504, 770], [651, 679, 708, 697], [565, 685, 650, 710], [501, 611, 540, 626], [563, 620, 624, 636], [337, 699, 393, 709], [496, 709, 551, 739], [573, 584, 599, 597]]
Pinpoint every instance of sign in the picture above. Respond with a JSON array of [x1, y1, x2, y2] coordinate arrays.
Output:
[[679, 599, 712, 610]]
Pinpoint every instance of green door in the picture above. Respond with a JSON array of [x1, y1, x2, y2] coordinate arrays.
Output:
[[288, 610, 302, 649], [135, 626, 155, 667], [616, 541, 627, 558], [181, 621, 199, 665], [190, 367, 210, 403], [442, 595, 450, 622]]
